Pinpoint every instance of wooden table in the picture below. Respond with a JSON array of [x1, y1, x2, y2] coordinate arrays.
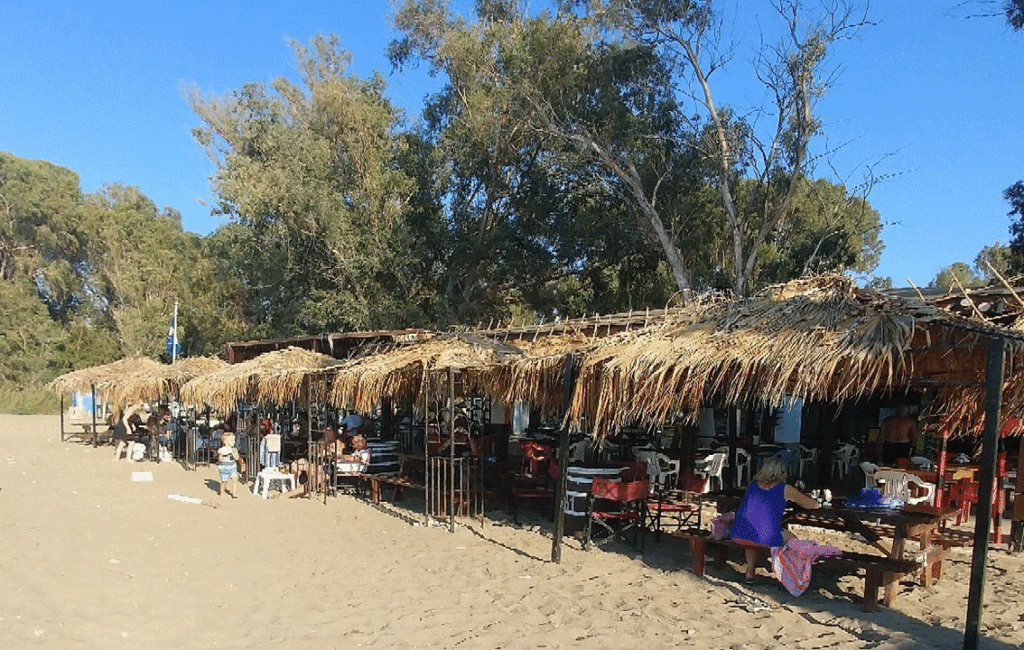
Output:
[[786, 503, 959, 608]]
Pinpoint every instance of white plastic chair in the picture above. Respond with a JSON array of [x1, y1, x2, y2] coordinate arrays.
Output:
[[694, 452, 727, 492], [911, 456, 935, 471], [832, 444, 859, 480], [795, 445, 817, 480], [634, 450, 681, 491], [874, 469, 935, 505], [568, 439, 588, 464], [859, 461, 879, 488]]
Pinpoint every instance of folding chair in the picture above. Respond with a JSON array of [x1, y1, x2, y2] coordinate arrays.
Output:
[[645, 474, 705, 541], [583, 477, 650, 551]]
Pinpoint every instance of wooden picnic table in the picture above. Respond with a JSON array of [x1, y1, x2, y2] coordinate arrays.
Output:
[[785, 503, 959, 608]]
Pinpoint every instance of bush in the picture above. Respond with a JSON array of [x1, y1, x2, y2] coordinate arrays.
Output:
[[0, 383, 62, 415]]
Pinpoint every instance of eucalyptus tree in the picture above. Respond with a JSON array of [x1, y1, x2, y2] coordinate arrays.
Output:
[[576, 0, 874, 296], [190, 35, 439, 334], [392, 0, 880, 307], [0, 153, 240, 397], [755, 177, 882, 284], [391, 0, 710, 317]]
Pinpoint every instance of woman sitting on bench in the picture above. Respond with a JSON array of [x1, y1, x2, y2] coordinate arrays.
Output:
[[730, 456, 821, 583]]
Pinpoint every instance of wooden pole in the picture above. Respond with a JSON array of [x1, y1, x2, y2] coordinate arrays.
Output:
[[963, 335, 1005, 650], [60, 394, 65, 443], [551, 353, 576, 563], [935, 424, 950, 508], [1011, 449, 1024, 552]]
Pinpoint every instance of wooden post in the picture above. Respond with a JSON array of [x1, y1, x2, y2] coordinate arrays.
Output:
[[60, 394, 65, 443], [551, 354, 577, 564], [1011, 449, 1024, 552], [935, 424, 950, 508], [963, 336, 1005, 650]]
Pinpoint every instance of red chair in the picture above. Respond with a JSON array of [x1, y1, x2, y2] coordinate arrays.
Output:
[[646, 475, 706, 541], [583, 477, 650, 551], [521, 440, 554, 476], [509, 441, 556, 523]]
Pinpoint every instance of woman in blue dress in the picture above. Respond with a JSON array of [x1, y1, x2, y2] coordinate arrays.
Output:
[[730, 455, 821, 583]]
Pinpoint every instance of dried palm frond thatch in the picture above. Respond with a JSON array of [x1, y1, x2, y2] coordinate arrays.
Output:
[[328, 333, 524, 413], [180, 347, 345, 412], [48, 357, 163, 399], [111, 356, 228, 406], [554, 276, 1024, 441]]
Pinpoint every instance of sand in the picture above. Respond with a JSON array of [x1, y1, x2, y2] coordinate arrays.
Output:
[[1, 414, 1022, 650]]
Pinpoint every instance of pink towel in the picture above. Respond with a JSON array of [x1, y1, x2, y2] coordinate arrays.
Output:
[[770, 539, 843, 596]]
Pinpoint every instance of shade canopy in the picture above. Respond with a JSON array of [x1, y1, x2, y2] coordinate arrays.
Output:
[[48, 357, 163, 399], [180, 347, 345, 413], [111, 356, 229, 405], [327, 332, 525, 413]]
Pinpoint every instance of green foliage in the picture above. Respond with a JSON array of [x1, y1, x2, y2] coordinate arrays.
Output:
[[1006, 181, 1024, 275], [191, 35, 437, 335], [929, 262, 983, 291], [0, 152, 248, 411], [974, 243, 1012, 281], [1008, 0, 1024, 30], [755, 177, 883, 286]]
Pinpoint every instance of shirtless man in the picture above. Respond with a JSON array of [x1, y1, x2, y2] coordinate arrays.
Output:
[[877, 406, 918, 465]]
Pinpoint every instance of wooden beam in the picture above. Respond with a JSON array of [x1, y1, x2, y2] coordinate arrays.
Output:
[[963, 336, 1005, 650], [551, 354, 577, 564]]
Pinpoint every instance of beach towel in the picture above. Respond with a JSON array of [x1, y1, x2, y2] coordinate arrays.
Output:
[[770, 539, 843, 596]]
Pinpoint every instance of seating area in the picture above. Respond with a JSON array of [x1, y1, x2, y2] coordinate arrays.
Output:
[[672, 528, 922, 612]]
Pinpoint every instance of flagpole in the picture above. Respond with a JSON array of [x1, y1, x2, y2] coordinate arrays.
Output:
[[172, 301, 178, 364]]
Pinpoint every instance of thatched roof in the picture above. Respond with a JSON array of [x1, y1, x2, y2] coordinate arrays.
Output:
[[180, 347, 345, 412], [490, 276, 1024, 441], [111, 356, 229, 406], [328, 333, 524, 413], [48, 357, 163, 398]]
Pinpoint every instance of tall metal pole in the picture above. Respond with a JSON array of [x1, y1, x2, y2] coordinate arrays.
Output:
[[91, 383, 98, 448], [449, 367, 456, 533], [171, 301, 179, 364], [963, 335, 1005, 650], [551, 353, 577, 563]]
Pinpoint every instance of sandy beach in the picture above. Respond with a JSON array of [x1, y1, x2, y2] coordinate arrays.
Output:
[[1, 415, 1021, 650]]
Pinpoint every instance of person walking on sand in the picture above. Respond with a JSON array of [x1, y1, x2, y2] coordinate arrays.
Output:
[[217, 432, 242, 497]]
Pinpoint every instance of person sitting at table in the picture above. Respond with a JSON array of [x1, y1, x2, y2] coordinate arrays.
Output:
[[877, 406, 918, 466], [729, 455, 821, 583], [282, 457, 327, 498], [337, 433, 371, 468]]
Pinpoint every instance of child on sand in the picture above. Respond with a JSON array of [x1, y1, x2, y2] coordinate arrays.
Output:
[[217, 432, 242, 498]]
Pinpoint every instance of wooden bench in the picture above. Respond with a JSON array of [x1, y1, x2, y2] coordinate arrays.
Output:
[[672, 528, 921, 612]]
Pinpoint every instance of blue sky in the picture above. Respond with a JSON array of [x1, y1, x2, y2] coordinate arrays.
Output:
[[0, 1, 1020, 289]]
